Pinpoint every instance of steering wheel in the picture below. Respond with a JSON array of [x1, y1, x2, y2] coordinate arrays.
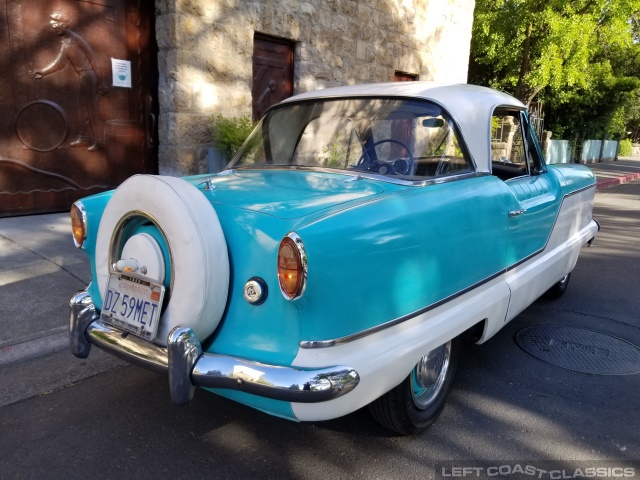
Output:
[[357, 139, 414, 175]]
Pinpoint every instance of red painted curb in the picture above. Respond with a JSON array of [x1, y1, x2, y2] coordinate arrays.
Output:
[[595, 172, 640, 191]]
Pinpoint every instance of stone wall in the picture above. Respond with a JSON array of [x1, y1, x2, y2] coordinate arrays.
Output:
[[154, 0, 476, 176]]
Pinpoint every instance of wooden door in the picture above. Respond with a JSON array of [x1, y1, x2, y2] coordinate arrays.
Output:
[[0, 0, 158, 217], [394, 71, 418, 82], [252, 34, 293, 122]]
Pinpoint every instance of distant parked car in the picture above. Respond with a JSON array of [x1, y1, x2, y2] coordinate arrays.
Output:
[[69, 82, 599, 435]]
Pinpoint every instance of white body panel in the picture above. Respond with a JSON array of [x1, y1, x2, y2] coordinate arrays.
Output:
[[290, 186, 597, 422]]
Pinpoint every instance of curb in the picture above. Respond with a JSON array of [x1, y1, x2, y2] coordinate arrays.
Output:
[[596, 172, 640, 191], [0, 327, 69, 368]]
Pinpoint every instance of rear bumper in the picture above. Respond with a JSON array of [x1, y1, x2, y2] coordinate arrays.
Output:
[[69, 289, 359, 405]]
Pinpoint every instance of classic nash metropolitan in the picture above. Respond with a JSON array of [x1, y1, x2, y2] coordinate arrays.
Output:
[[69, 82, 599, 435]]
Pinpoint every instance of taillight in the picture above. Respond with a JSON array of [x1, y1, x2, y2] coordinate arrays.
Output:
[[70, 202, 87, 248], [277, 233, 307, 300]]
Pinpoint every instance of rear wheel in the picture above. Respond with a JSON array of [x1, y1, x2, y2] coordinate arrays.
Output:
[[369, 337, 460, 435]]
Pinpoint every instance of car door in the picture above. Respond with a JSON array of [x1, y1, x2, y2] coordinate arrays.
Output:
[[490, 109, 563, 319]]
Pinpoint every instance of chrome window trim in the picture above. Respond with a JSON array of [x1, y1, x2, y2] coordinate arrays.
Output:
[[504, 174, 531, 183], [232, 165, 487, 187], [300, 183, 596, 349], [231, 94, 480, 175], [488, 105, 528, 178]]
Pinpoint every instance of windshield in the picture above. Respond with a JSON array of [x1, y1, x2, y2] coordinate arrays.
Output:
[[229, 97, 473, 181]]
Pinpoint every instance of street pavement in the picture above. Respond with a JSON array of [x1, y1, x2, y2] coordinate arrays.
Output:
[[0, 162, 638, 478], [1, 158, 639, 405]]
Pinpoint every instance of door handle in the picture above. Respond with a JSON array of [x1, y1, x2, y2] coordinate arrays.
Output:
[[508, 209, 527, 217]]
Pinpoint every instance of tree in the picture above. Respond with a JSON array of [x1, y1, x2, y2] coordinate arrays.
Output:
[[469, 0, 640, 139]]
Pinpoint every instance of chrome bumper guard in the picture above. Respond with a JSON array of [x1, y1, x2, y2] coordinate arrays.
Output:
[[70, 290, 360, 405]]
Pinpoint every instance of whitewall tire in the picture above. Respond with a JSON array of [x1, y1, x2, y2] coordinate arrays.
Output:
[[95, 175, 229, 346]]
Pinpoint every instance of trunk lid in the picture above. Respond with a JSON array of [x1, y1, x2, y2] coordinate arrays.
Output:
[[191, 169, 397, 219]]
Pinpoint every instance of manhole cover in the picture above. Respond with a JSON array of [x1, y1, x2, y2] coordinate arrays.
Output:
[[516, 326, 640, 375]]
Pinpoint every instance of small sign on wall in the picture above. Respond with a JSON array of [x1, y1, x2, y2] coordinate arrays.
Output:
[[111, 58, 132, 88]]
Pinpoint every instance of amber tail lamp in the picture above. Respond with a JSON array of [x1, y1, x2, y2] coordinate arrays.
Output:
[[277, 234, 307, 300], [70, 202, 87, 249]]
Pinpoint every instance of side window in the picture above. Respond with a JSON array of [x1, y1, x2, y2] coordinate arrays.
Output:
[[490, 110, 545, 181]]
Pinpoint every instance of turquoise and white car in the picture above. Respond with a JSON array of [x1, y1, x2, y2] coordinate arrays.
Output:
[[69, 82, 598, 435]]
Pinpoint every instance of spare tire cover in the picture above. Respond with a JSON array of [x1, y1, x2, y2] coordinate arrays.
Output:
[[95, 175, 229, 346]]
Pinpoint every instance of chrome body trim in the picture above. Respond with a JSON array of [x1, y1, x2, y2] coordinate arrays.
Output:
[[108, 210, 176, 296], [508, 208, 526, 217], [69, 289, 95, 358], [69, 291, 359, 404], [71, 201, 88, 249], [299, 268, 507, 349], [191, 353, 359, 403], [279, 232, 308, 300], [300, 183, 598, 349], [168, 327, 202, 405], [87, 317, 169, 373], [564, 182, 596, 197]]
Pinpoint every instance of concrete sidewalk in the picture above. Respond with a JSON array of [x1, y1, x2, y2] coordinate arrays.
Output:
[[1, 159, 639, 374], [0, 213, 89, 365]]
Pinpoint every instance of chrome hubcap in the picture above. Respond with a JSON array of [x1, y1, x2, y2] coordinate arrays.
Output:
[[410, 341, 451, 409]]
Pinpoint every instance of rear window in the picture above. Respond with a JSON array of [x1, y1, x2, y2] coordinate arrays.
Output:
[[230, 98, 474, 181]]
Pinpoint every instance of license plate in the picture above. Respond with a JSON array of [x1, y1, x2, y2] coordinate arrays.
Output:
[[100, 272, 165, 341]]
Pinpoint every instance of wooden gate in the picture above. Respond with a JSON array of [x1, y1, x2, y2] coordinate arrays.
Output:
[[0, 0, 158, 217]]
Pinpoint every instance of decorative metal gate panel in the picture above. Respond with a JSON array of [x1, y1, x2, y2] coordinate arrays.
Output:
[[0, 0, 158, 216]]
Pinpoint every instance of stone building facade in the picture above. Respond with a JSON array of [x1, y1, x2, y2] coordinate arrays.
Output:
[[154, 0, 476, 176]]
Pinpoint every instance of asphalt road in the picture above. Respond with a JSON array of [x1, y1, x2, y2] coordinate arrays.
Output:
[[0, 181, 639, 480]]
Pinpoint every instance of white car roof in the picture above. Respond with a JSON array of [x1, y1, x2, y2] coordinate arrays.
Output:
[[282, 82, 527, 173]]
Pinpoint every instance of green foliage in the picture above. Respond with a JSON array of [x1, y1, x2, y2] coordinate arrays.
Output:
[[211, 115, 256, 160], [470, 0, 640, 140], [623, 89, 640, 141], [320, 140, 348, 169], [619, 138, 633, 155], [491, 116, 502, 139]]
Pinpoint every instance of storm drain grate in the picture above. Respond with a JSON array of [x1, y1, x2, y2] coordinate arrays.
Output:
[[516, 326, 640, 375]]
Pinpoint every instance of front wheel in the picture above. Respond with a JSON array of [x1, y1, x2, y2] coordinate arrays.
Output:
[[368, 337, 460, 435], [543, 273, 571, 300]]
